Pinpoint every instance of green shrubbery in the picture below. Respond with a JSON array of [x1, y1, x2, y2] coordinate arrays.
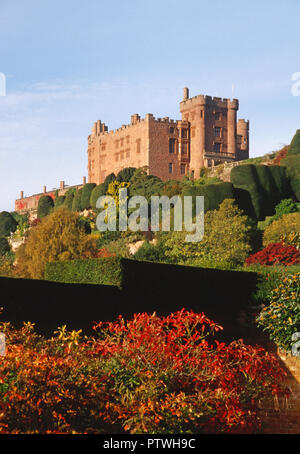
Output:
[[37, 196, 54, 218], [262, 212, 300, 246], [45, 256, 123, 286], [256, 272, 300, 352], [0, 211, 18, 237]]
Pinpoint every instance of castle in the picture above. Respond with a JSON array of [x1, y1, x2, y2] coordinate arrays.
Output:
[[15, 87, 249, 213], [87, 87, 249, 183]]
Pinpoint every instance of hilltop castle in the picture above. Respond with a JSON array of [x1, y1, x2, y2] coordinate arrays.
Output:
[[15, 87, 249, 213], [88, 87, 249, 184]]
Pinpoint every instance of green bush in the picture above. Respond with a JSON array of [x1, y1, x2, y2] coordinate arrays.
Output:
[[0, 212, 18, 237], [263, 212, 300, 246], [116, 167, 137, 183], [45, 257, 123, 286], [37, 196, 54, 219], [256, 272, 300, 352], [62, 188, 75, 210], [80, 183, 96, 210], [0, 236, 11, 255], [72, 188, 83, 212], [133, 240, 166, 263], [103, 173, 116, 193], [273, 198, 298, 220], [54, 195, 65, 210], [90, 184, 105, 209]]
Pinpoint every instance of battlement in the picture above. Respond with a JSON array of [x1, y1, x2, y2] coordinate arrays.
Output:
[[180, 87, 239, 110]]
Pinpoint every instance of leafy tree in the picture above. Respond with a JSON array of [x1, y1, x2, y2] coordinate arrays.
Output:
[[273, 198, 298, 220], [0, 211, 18, 237], [90, 184, 105, 209], [72, 188, 83, 212], [133, 240, 166, 263], [116, 167, 137, 183], [80, 183, 96, 210], [37, 195, 54, 218], [164, 199, 252, 268], [263, 212, 300, 246], [129, 167, 163, 201], [103, 173, 116, 193], [15, 209, 98, 279], [0, 236, 11, 255]]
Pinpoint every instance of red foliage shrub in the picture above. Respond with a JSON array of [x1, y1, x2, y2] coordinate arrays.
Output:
[[95, 247, 116, 258], [272, 146, 289, 165], [0, 310, 289, 434], [245, 242, 300, 266]]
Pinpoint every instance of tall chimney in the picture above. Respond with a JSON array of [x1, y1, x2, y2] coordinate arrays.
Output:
[[183, 87, 189, 101]]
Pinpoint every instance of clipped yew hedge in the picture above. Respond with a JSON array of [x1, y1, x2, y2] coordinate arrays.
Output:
[[45, 257, 259, 342]]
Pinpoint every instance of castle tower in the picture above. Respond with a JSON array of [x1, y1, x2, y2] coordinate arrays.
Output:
[[227, 99, 239, 155]]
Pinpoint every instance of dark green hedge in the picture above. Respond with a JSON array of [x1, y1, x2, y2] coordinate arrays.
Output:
[[182, 182, 236, 214], [44, 257, 259, 342], [0, 275, 122, 336], [230, 164, 292, 220]]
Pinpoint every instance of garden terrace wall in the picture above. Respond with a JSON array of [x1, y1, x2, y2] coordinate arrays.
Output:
[[45, 258, 260, 342]]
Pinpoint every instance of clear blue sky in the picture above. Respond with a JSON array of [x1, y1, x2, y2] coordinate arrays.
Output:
[[0, 0, 299, 212]]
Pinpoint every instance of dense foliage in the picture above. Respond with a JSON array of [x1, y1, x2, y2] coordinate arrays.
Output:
[[0, 310, 289, 434], [245, 243, 300, 267], [37, 196, 54, 219], [262, 213, 300, 246], [256, 273, 300, 352], [15, 209, 98, 279], [0, 211, 18, 237], [164, 199, 252, 268]]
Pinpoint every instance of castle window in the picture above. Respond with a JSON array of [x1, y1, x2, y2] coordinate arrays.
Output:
[[215, 112, 221, 120], [136, 139, 141, 154], [126, 149, 130, 158], [120, 138, 124, 147], [180, 164, 185, 175], [169, 127, 174, 134], [214, 127, 221, 138], [169, 138, 175, 154], [120, 151, 124, 160], [181, 142, 188, 155], [126, 136, 130, 144], [168, 163, 173, 174], [213, 143, 221, 153], [181, 129, 187, 139]]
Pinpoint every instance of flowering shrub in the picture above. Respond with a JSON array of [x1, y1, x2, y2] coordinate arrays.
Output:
[[280, 232, 300, 250], [256, 273, 300, 352], [0, 310, 289, 434], [245, 242, 300, 266]]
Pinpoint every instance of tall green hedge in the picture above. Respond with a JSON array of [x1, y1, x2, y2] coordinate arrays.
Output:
[[182, 182, 236, 214], [37, 196, 54, 218], [72, 188, 83, 212], [45, 257, 123, 287], [80, 183, 96, 210], [288, 129, 300, 155], [0, 212, 18, 237], [45, 257, 259, 341], [90, 184, 105, 209]]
